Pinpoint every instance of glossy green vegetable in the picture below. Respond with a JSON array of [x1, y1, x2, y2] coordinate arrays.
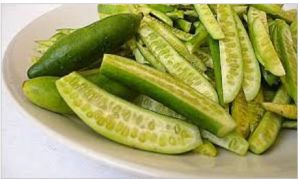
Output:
[[234, 13, 261, 101], [139, 25, 218, 102], [143, 16, 207, 72], [208, 37, 223, 105], [231, 90, 250, 138], [100, 54, 236, 137], [27, 14, 141, 78], [56, 72, 202, 154], [248, 87, 290, 154], [201, 130, 249, 156], [23, 70, 138, 114], [194, 4, 224, 39], [35, 29, 75, 55], [193, 139, 218, 157], [217, 5, 243, 104], [282, 121, 297, 129], [23, 77, 73, 114], [262, 103, 297, 120]]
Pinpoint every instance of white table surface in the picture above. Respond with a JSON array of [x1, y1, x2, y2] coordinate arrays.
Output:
[[2, 4, 142, 178]]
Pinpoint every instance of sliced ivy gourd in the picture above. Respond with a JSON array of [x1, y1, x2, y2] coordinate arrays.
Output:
[[56, 72, 202, 154]]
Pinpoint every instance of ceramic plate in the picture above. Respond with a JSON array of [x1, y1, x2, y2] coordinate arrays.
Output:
[[2, 4, 297, 178]]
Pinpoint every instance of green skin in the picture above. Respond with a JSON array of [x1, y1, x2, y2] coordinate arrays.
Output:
[[248, 87, 291, 154], [56, 72, 201, 154], [208, 36, 224, 106], [282, 121, 297, 129], [186, 22, 208, 53], [290, 21, 297, 50], [23, 70, 138, 114], [133, 89, 248, 156], [174, 19, 192, 32], [27, 14, 141, 78], [23, 77, 73, 114], [100, 54, 236, 137]]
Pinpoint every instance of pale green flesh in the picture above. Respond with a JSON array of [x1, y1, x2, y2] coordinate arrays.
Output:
[[252, 18, 285, 76], [231, 90, 250, 139], [56, 72, 201, 154], [142, 16, 193, 41], [133, 47, 149, 65], [133, 92, 246, 156], [248, 89, 265, 134], [136, 42, 166, 72], [234, 13, 261, 101], [248, 7, 269, 34], [201, 130, 249, 156], [247, 7, 268, 65], [134, 95, 185, 120], [139, 25, 218, 102], [194, 4, 224, 39], [193, 49, 213, 69], [248, 87, 290, 154], [143, 16, 207, 72], [100, 54, 236, 137], [148, 8, 174, 26], [276, 21, 297, 103], [262, 103, 297, 120], [217, 5, 243, 104]]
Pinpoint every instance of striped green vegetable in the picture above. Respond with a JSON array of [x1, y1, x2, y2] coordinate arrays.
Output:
[[139, 25, 218, 102], [100, 54, 236, 137]]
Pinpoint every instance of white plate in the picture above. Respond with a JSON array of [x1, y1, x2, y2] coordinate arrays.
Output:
[[2, 4, 297, 178]]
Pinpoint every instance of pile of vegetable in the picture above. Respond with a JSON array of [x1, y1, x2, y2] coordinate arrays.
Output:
[[23, 4, 297, 157]]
